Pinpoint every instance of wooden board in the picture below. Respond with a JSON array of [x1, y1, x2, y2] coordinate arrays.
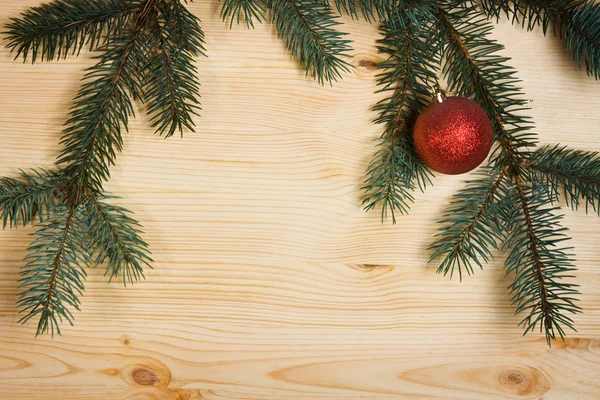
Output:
[[1, 1, 600, 399]]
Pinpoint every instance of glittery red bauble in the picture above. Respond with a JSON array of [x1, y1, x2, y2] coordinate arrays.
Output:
[[413, 97, 493, 175]]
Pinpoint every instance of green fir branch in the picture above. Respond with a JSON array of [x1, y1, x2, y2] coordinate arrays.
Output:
[[221, 0, 266, 28], [437, 0, 537, 163], [163, 1, 206, 58], [17, 205, 90, 336], [4, 0, 142, 63], [482, 0, 600, 78], [333, 0, 378, 21], [265, 0, 352, 84], [528, 145, 600, 213], [222, 0, 354, 83], [144, 0, 206, 137], [567, 1, 600, 78], [435, 0, 580, 342], [362, 4, 438, 223], [503, 186, 581, 345], [58, 26, 151, 196], [0, 170, 66, 228], [333, 0, 435, 26], [82, 195, 152, 284], [333, 0, 397, 22], [429, 167, 510, 280], [1, 0, 195, 335]]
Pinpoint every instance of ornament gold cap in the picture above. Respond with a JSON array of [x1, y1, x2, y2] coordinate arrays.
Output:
[[432, 85, 447, 104], [425, 76, 447, 104]]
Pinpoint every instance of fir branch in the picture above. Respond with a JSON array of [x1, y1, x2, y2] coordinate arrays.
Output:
[[436, 0, 537, 164], [333, 0, 398, 22], [265, 0, 352, 84], [17, 205, 90, 336], [481, 0, 563, 33], [58, 24, 151, 196], [528, 145, 600, 213], [435, 0, 580, 342], [362, 5, 438, 223], [504, 187, 581, 345], [2, 0, 171, 335], [163, 0, 206, 59], [566, 1, 600, 78], [333, 0, 435, 25], [82, 195, 152, 284], [429, 167, 510, 280], [222, 0, 353, 83], [144, 0, 206, 137], [221, 0, 266, 28], [482, 0, 600, 78], [333, 0, 377, 21], [0, 170, 65, 228], [4, 0, 141, 63]]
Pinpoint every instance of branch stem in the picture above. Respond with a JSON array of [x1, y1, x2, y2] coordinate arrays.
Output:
[[40, 207, 74, 323]]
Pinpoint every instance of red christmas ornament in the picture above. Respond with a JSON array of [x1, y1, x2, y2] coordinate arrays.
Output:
[[413, 91, 493, 175]]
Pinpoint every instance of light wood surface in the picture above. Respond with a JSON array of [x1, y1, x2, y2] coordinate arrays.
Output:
[[1, 1, 600, 399]]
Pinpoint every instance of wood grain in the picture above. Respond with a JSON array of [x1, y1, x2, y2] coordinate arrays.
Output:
[[1, 1, 600, 399]]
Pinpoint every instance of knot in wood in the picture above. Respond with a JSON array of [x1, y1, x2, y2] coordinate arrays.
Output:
[[121, 361, 172, 388], [507, 371, 525, 386], [120, 334, 131, 346], [498, 366, 548, 396], [356, 59, 377, 70], [132, 367, 158, 386]]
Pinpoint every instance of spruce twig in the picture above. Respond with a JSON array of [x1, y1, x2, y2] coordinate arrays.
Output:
[[144, 0, 206, 137], [4, 0, 141, 63], [1, 0, 203, 335], [82, 195, 152, 284], [266, 0, 352, 84], [431, 0, 583, 344], [0, 170, 66, 228], [362, 2, 438, 223], [221, 0, 266, 27], [222, 0, 352, 85], [482, 0, 600, 78], [429, 167, 510, 281], [17, 205, 89, 336], [528, 145, 600, 213], [58, 21, 150, 197]]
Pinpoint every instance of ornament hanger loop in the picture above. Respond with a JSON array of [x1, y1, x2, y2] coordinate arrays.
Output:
[[424, 75, 446, 104]]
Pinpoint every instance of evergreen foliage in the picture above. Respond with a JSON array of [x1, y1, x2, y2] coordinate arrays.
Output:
[[429, 168, 510, 281], [1, 0, 600, 344], [82, 195, 152, 284], [529, 145, 600, 213], [0, 170, 65, 228], [145, 0, 206, 137], [17, 205, 90, 336], [5, 0, 141, 62], [481, 0, 600, 78], [1, 0, 203, 335], [361, 2, 438, 223]]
